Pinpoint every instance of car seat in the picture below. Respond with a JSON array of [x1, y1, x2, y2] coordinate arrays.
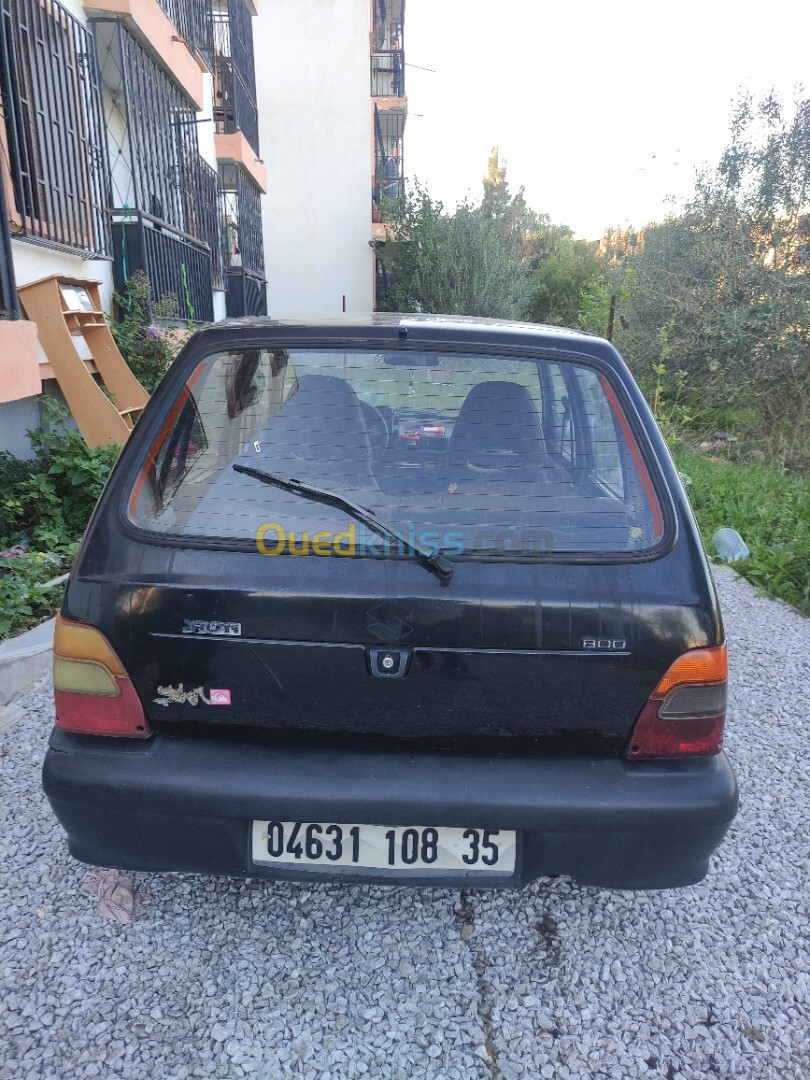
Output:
[[445, 381, 544, 485]]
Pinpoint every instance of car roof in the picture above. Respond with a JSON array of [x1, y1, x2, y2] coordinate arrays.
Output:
[[186, 313, 608, 356]]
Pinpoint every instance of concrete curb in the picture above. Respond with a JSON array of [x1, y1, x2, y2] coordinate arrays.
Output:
[[0, 617, 54, 731]]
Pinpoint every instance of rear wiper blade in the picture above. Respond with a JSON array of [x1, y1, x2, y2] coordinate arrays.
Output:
[[233, 464, 453, 580]]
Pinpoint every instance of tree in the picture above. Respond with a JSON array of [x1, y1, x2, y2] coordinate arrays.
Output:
[[526, 226, 603, 328], [377, 184, 532, 319], [481, 146, 512, 221], [608, 92, 810, 464]]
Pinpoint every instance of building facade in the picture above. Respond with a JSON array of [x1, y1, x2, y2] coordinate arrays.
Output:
[[253, 0, 406, 316], [0, 0, 408, 455], [0, 0, 266, 454]]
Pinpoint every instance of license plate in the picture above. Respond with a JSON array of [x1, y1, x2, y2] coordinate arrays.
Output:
[[251, 820, 516, 874]]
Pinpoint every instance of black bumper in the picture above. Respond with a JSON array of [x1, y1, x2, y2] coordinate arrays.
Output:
[[42, 730, 738, 890]]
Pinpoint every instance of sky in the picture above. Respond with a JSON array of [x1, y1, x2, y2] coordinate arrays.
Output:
[[403, 0, 809, 239]]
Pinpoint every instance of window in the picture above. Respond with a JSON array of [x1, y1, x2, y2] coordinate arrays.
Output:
[[0, 0, 110, 256], [129, 350, 664, 556]]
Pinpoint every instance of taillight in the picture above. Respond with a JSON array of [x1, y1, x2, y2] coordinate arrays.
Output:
[[625, 645, 727, 759], [53, 615, 151, 738]]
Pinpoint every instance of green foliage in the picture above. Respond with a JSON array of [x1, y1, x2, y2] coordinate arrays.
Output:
[[606, 93, 810, 468], [0, 398, 119, 638], [378, 183, 533, 319], [526, 229, 603, 329], [111, 270, 180, 393], [0, 550, 68, 639], [0, 398, 119, 550], [379, 150, 606, 334], [674, 447, 810, 614]]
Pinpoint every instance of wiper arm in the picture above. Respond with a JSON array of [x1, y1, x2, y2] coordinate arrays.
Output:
[[233, 464, 453, 581]]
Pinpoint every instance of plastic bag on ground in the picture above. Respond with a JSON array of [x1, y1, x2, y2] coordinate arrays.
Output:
[[713, 528, 750, 563]]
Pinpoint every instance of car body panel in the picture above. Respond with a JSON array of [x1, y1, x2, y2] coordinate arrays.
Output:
[[43, 316, 735, 888]]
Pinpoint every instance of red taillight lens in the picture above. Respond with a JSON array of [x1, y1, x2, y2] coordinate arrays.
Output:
[[625, 644, 727, 759], [53, 615, 151, 738]]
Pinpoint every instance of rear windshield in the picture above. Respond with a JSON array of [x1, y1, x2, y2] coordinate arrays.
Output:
[[128, 349, 664, 557]]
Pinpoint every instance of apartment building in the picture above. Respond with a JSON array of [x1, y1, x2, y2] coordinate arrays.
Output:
[[0, 0, 407, 454], [0, 0, 266, 454], [254, 0, 406, 316]]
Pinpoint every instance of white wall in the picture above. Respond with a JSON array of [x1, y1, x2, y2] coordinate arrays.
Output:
[[12, 240, 114, 363], [254, 0, 373, 316]]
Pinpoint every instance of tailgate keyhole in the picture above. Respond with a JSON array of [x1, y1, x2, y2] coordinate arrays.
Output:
[[368, 648, 411, 679]]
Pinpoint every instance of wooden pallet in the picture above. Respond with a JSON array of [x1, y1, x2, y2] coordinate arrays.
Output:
[[17, 275, 149, 447]]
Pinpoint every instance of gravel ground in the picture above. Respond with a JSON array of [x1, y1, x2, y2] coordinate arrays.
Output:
[[1, 565, 808, 1080]]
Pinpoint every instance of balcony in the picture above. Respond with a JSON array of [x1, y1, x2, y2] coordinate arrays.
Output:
[[94, 21, 223, 321], [0, 0, 111, 257], [371, 49, 405, 99], [213, 0, 259, 158], [219, 162, 266, 316], [225, 268, 266, 317], [111, 209, 214, 323], [371, 0, 405, 102], [84, 0, 206, 109], [373, 104, 405, 207], [156, 0, 214, 71]]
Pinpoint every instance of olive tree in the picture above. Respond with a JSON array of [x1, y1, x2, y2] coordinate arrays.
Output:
[[377, 184, 533, 320]]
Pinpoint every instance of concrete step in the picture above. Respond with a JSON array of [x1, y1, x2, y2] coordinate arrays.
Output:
[[0, 617, 54, 731]]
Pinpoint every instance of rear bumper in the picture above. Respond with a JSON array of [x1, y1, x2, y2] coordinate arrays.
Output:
[[42, 730, 738, 890]]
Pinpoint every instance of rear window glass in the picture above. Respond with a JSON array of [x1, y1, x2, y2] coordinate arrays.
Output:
[[128, 349, 664, 556]]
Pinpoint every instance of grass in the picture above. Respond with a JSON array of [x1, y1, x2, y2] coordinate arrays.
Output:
[[673, 447, 810, 615]]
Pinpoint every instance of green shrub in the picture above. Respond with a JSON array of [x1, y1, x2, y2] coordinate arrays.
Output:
[[0, 398, 119, 551], [110, 270, 180, 393], [0, 399, 120, 638], [674, 447, 810, 614], [0, 549, 70, 638]]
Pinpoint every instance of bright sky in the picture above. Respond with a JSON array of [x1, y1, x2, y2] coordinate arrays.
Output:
[[404, 0, 809, 239]]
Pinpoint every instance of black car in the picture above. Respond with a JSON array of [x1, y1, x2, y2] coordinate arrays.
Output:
[[43, 315, 737, 889]]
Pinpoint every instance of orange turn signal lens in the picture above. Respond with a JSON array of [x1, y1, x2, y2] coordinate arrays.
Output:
[[626, 644, 728, 760], [649, 644, 727, 699]]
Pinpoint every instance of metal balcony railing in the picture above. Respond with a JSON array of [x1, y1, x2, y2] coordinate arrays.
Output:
[[94, 20, 223, 258], [372, 0, 405, 52], [155, 0, 213, 70], [214, 0, 256, 99], [93, 22, 224, 318], [225, 267, 267, 317], [0, 0, 111, 257], [213, 0, 259, 155], [213, 56, 259, 158], [373, 105, 404, 206], [219, 163, 264, 278], [111, 209, 214, 323], [0, 182, 21, 318], [371, 49, 405, 98]]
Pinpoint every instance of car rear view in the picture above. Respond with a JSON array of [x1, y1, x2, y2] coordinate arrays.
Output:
[[43, 316, 737, 889]]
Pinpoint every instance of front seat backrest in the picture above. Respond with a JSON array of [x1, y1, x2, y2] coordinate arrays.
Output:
[[446, 380, 544, 475], [258, 374, 374, 485]]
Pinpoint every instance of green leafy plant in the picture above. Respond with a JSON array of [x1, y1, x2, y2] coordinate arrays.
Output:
[[0, 398, 120, 638], [0, 550, 68, 638], [1, 398, 119, 548], [111, 270, 182, 393], [674, 447, 810, 614]]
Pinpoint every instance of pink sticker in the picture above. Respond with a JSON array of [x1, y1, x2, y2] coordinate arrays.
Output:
[[209, 689, 231, 705]]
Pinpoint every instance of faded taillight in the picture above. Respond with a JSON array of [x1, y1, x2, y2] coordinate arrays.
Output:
[[53, 615, 151, 738], [625, 644, 727, 759]]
